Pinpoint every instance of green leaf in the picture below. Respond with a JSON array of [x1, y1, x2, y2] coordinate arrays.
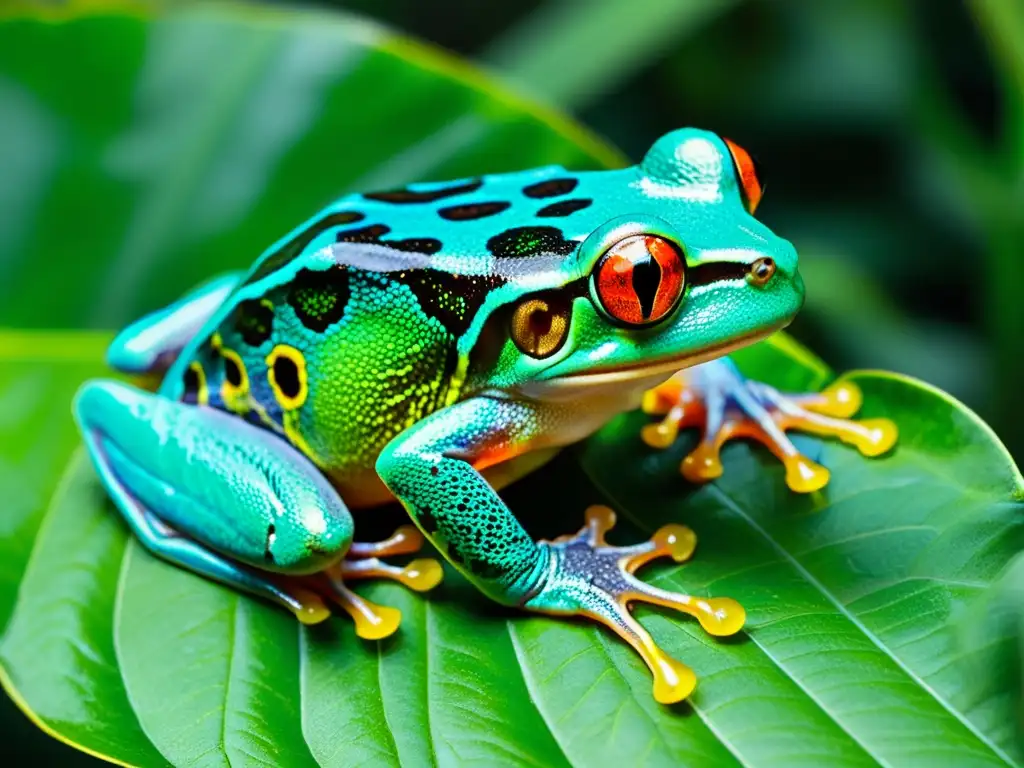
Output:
[[116, 542, 317, 768], [485, 0, 739, 109], [2, 4, 1023, 767], [0, 451, 165, 767], [0, 335, 111, 632]]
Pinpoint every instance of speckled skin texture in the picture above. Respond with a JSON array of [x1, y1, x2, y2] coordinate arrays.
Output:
[[75, 128, 808, 702]]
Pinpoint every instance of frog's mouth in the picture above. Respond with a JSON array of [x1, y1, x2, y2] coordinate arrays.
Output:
[[535, 324, 783, 394]]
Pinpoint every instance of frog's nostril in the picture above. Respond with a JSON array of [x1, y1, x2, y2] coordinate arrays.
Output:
[[747, 257, 776, 286]]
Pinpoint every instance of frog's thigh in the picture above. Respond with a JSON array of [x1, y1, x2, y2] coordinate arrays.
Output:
[[74, 379, 352, 624], [107, 271, 244, 375]]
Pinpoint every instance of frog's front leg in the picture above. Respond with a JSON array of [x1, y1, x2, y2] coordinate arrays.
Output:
[[377, 396, 744, 703], [74, 380, 440, 639], [641, 357, 899, 492]]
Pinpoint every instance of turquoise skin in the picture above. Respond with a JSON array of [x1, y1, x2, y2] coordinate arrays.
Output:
[[75, 128, 821, 702]]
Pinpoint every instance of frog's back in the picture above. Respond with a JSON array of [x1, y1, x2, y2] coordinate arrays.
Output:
[[169, 162, 630, 498]]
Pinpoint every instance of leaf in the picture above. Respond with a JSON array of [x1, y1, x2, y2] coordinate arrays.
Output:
[[0, 335, 110, 632], [2, 4, 1023, 768], [957, 550, 1024, 756], [484, 0, 739, 108], [568, 344, 1024, 766], [0, 451, 165, 767], [116, 542, 317, 768]]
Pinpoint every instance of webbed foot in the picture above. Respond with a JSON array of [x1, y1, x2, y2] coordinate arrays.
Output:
[[642, 359, 897, 493], [528, 506, 744, 704], [302, 524, 444, 640]]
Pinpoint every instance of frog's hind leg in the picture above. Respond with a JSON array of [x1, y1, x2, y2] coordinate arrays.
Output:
[[74, 379, 352, 627], [106, 271, 243, 379], [642, 358, 898, 493]]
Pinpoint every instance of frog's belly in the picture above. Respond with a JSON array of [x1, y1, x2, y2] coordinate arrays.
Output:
[[328, 446, 565, 511], [327, 465, 395, 509], [317, 381, 651, 510]]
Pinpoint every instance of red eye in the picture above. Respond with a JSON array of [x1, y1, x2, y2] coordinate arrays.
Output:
[[724, 137, 763, 214], [593, 235, 686, 326]]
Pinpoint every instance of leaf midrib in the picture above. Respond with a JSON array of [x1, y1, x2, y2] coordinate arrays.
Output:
[[221, 593, 239, 768], [421, 598, 438, 768]]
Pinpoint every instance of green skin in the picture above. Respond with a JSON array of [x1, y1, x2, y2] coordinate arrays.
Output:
[[75, 128, 804, 699]]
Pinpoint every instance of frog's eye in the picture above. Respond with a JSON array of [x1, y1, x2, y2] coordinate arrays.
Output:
[[592, 235, 686, 327], [510, 293, 572, 359], [724, 138, 764, 214]]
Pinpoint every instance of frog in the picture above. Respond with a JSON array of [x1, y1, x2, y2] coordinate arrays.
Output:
[[74, 128, 897, 704]]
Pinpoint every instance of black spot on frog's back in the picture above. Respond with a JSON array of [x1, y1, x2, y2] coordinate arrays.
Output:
[[522, 178, 578, 198], [271, 355, 302, 400], [337, 224, 442, 255], [363, 179, 483, 204], [394, 269, 505, 337], [537, 199, 592, 217], [287, 266, 350, 333], [438, 201, 510, 221], [487, 226, 577, 258], [243, 210, 364, 287]]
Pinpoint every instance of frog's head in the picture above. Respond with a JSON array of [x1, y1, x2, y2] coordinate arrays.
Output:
[[477, 128, 803, 400]]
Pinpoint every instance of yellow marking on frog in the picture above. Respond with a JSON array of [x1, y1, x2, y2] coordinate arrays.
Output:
[[189, 361, 209, 406], [219, 346, 251, 414], [443, 353, 469, 407], [265, 344, 324, 466], [266, 344, 308, 410]]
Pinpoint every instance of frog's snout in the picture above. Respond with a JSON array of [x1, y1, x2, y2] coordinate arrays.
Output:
[[793, 266, 806, 304], [760, 238, 804, 317]]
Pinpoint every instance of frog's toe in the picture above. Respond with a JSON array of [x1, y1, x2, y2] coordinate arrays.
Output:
[[286, 588, 333, 625], [315, 568, 404, 640], [299, 524, 445, 638], [642, 363, 898, 493], [754, 378, 899, 462], [342, 523, 444, 592], [347, 524, 426, 558], [341, 556, 444, 592], [526, 506, 745, 704]]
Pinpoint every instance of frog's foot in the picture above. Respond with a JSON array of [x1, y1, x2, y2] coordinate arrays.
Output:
[[641, 360, 898, 493], [305, 524, 444, 640], [527, 505, 745, 704]]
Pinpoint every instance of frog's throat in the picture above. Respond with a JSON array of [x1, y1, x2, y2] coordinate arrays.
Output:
[[535, 324, 782, 393]]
